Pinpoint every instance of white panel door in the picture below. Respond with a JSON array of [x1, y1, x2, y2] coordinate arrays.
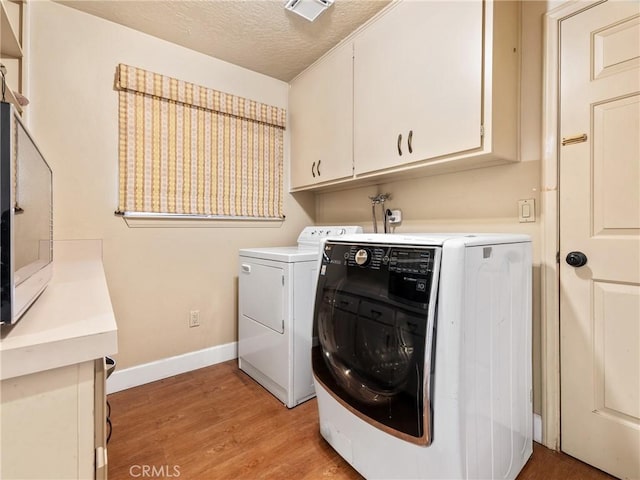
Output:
[[559, 2, 640, 479], [353, 0, 482, 175]]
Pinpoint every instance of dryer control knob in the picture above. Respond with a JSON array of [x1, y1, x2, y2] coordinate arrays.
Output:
[[355, 249, 370, 266]]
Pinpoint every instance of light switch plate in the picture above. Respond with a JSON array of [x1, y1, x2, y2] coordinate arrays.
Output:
[[518, 199, 536, 223]]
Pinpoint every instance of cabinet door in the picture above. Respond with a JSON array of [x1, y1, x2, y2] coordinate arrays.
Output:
[[0, 362, 96, 479], [353, 1, 483, 175], [94, 358, 107, 480], [290, 42, 354, 189]]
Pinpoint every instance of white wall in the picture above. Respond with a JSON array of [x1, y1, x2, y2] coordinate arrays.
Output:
[[28, 1, 315, 369]]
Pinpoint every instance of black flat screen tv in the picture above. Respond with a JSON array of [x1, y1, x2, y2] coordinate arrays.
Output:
[[1, 101, 53, 326]]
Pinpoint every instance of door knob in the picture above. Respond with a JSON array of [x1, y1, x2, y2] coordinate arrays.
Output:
[[566, 251, 588, 267]]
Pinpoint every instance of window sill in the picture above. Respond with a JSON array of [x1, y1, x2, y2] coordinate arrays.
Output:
[[117, 212, 285, 228]]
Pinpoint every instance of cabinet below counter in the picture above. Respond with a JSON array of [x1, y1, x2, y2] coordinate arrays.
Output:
[[0, 239, 118, 380]]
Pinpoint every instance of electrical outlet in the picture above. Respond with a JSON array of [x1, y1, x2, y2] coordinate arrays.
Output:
[[189, 310, 200, 328], [388, 209, 402, 225]]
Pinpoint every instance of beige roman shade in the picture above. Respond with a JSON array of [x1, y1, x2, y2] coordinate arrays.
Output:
[[115, 64, 286, 218]]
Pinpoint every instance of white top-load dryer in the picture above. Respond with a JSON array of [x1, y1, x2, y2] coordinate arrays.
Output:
[[238, 226, 362, 408]]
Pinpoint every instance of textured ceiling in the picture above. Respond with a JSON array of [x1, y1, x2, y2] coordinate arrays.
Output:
[[55, 0, 391, 82]]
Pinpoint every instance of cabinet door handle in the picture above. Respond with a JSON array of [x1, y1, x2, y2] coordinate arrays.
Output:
[[241, 264, 251, 273], [311, 161, 316, 178], [408, 130, 413, 154], [397, 133, 403, 156], [317, 159, 321, 176]]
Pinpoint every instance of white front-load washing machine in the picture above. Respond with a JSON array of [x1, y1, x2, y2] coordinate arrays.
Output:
[[312, 233, 533, 479], [238, 226, 362, 408]]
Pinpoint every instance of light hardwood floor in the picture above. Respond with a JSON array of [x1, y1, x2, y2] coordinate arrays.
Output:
[[107, 360, 617, 480]]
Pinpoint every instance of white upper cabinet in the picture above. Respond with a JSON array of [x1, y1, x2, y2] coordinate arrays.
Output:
[[287, 0, 520, 191], [289, 41, 354, 190], [353, 1, 483, 175]]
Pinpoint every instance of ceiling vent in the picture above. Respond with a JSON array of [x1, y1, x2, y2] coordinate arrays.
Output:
[[284, 0, 335, 22]]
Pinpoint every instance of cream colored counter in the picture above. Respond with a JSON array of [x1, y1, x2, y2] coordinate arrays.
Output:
[[0, 240, 116, 479], [0, 239, 118, 380]]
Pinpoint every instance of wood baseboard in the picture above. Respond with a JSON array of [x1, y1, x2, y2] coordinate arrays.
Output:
[[106, 342, 237, 394]]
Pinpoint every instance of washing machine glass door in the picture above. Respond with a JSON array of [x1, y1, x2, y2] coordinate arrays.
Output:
[[312, 242, 440, 445]]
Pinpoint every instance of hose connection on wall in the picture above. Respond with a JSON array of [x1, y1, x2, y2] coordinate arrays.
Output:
[[368, 193, 391, 233]]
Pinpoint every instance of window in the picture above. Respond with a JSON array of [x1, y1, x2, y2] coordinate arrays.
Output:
[[115, 64, 286, 220]]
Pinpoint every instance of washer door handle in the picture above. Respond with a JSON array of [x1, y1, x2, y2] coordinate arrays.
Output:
[[241, 264, 251, 273]]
